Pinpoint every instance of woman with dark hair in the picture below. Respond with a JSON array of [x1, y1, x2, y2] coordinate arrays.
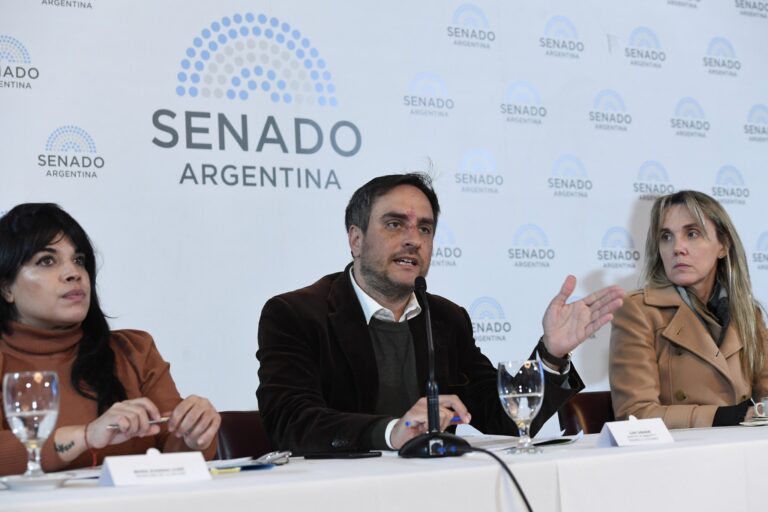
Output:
[[610, 190, 768, 428], [0, 203, 220, 476]]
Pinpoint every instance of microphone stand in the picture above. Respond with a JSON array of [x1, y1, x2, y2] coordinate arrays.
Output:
[[398, 277, 470, 458]]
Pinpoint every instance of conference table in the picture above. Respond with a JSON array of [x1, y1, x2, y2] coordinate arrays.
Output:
[[2, 426, 767, 512]]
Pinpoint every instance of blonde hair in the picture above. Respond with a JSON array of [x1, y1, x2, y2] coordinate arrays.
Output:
[[643, 190, 764, 377]]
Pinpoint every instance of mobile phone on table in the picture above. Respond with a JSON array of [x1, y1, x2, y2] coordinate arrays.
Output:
[[303, 451, 382, 459]]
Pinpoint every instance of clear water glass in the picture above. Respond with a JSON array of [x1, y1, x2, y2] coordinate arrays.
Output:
[[3, 371, 60, 477], [497, 360, 544, 454]]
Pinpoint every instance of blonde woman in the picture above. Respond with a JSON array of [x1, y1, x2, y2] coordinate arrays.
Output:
[[610, 190, 768, 428]]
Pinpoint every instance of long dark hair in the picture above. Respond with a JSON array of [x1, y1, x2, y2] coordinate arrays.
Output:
[[0, 203, 126, 413]]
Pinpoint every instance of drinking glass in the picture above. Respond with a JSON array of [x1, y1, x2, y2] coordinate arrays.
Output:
[[3, 371, 60, 477], [497, 360, 544, 454]]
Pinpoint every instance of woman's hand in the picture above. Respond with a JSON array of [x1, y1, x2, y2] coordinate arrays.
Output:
[[86, 397, 163, 449], [166, 395, 221, 450]]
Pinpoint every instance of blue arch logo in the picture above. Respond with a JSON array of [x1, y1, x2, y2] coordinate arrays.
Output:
[[176, 13, 337, 105], [628, 27, 661, 48], [748, 104, 768, 124], [593, 89, 626, 112], [45, 126, 97, 153], [602, 227, 635, 249], [452, 4, 489, 28], [637, 160, 669, 182], [552, 155, 587, 178], [757, 232, 768, 252], [0, 35, 30, 63], [674, 97, 705, 119], [408, 72, 449, 97], [706, 37, 736, 58], [544, 16, 579, 40], [715, 165, 744, 186], [460, 148, 496, 173], [469, 296, 505, 320], [504, 81, 541, 105], [513, 224, 549, 247]]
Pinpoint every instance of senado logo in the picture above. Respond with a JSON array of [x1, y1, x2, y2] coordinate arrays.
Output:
[[0, 35, 38, 90], [548, 155, 592, 198], [501, 81, 547, 125], [404, 72, 455, 118], [152, 13, 361, 191], [38, 126, 104, 179], [633, 160, 675, 200], [589, 89, 632, 131], [597, 227, 641, 269], [670, 97, 710, 138], [469, 297, 511, 342], [735, 0, 768, 19], [454, 148, 503, 193], [508, 224, 555, 268], [744, 104, 768, 143], [540, 16, 584, 59], [703, 38, 741, 77], [446, 4, 496, 49], [753, 232, 768, 270], [624, 27, 666, 69], [432, 223, 463, 268], [712, 165, 749, 205]]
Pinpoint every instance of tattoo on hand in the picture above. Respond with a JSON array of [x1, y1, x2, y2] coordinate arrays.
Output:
[[55, 440, 75, 453]]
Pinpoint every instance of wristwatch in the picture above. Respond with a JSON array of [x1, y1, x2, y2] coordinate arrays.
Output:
[[537, 338, 571, 370]]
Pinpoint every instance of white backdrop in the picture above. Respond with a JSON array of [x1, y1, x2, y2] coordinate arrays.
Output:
[[2, 0, 767, 436]]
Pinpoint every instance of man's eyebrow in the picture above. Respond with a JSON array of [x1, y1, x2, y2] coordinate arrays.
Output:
[[380, 212, 435, 225]]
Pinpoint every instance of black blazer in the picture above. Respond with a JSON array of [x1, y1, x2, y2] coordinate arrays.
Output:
[[256, 265, 583, 453]]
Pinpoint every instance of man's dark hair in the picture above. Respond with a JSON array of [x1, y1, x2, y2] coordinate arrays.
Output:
[[344, 173, 440, 233]]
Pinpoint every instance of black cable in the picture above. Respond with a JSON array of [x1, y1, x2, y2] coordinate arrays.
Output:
[[461, 446, 533, 512]]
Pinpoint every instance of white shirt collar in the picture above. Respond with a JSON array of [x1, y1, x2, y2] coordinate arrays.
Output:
[[349, 267, 421, 324]]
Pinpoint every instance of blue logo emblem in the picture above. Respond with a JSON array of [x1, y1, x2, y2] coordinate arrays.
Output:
[[549, 155, 592, 198], [455, 148, 502, 193], [625, 27, 666, 68], [404, 72, 454, 117], [590, 89, 632, 131], [753, 232, 768, 269], [502, 81, 547, 124], [45, 126, 96, 153], [634, 161, 674, 199], [176, 13, 337, 105], [509, 225, 555, 267], [598, 227, 640, 268], [712, 165, 749, 205], [446, 4, 496, 49], [432, 223, 462, 266], [671, 97, 710, 137], [0, 35, 31, 63], [540, 16, 584, 58], [452, 4, 490, 28], [703, 37, 741, 76], [39, 126, 103, 179], [745, 104, 768, 143], [469, 297, 511, 341]]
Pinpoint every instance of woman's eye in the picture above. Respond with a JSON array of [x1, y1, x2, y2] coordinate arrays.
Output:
[[660, 232, 671, 242], [74, 256, 86, 266], [688, 230, 699, 239], [36, 255, 54, 266]]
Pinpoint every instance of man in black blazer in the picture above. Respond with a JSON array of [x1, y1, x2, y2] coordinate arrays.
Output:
[[257, 173, 623, 453]]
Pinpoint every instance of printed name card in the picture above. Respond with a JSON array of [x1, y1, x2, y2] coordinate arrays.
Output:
[[597, 416, 674, 447], [100, 449, 211, 486]]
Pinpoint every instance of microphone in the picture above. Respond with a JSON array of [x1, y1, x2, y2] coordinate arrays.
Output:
[[398, 276, 470, 458]]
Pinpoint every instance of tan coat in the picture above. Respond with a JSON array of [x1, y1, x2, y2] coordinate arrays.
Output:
[[609, 286, 768, 428]]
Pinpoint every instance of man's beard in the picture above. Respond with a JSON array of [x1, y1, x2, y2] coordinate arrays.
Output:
[[358, 255, 414, 303]]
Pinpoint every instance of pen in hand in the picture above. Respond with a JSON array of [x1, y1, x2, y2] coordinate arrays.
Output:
[[106, 417, 170, 430]]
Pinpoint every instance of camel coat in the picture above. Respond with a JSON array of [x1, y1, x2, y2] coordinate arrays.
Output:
[[609, 286, 768, 428]]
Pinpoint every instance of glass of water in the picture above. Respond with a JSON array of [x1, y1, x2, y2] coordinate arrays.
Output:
[[497, 360, 544, 454], [3, 371, 60, 477]]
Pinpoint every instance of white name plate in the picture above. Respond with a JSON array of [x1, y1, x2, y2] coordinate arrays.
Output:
[[597, 417, 674, 447], [100, 450, 211, 486]]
